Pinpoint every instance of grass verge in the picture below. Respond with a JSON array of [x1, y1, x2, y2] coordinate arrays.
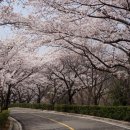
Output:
[[0, 110, 10, 129]]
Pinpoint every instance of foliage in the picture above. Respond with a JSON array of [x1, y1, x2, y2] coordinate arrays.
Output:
[[110, 79, 129, 106], [10, 103, 130, 121], [1, 0, 130, 110], [26, 0, 130, 77], [0, 110, 9, 129], [10, 103, 54, 110]]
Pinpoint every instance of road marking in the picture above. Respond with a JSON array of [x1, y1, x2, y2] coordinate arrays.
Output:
[[42, 111, 130, 130], [32, 114, 75, 130]]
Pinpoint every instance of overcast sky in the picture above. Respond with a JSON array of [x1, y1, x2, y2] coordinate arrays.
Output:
[[0, 1, 32, 40]]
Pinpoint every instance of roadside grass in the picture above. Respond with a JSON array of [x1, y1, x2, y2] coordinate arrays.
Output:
[[1, 119, 10, 130], [0, 110, 10, 130]]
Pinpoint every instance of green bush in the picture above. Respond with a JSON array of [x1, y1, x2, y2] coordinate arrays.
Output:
[[0, 110, 10, 128], [10, 103, 130, 121], [10, 103, 54, 110]]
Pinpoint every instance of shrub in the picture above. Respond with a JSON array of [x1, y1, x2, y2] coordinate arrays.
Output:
[[0, 110, 10, 128], [10, 103, 54, 110]]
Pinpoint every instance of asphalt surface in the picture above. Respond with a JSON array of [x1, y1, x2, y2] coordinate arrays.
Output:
[[10, 108, 129, 130]]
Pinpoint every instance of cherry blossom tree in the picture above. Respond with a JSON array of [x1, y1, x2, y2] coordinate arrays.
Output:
[[45, 58, 81, 104], [64, 55, 111, 105], [21, 0, 130, 104], [0, 36, 43, 110], [27, 73, 50, 103], [43, 66, 67, 105], [0, 0, 130, 107], [0, 0, 30, 28], [25, 0, 130, 75]]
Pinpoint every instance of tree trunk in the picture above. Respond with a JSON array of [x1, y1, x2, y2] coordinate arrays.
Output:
[[68, 94, 73, 104], [4, 84, 12, 110], [37, 96, 41, 103], [93, 97, 98, 105]]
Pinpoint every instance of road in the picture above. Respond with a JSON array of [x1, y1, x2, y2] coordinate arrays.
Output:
[[10, 108, 129, 130]]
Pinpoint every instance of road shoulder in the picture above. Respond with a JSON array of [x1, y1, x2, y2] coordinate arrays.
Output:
[[8, 117, 22, 130]]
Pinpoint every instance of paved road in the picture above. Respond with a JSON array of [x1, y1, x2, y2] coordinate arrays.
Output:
[[10, 108, 129, 130]]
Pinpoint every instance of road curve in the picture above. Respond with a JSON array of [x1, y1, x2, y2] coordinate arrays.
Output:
[[10, 108, 129, 130]]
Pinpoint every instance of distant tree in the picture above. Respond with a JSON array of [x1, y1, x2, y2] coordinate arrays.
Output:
[[45, 58, 82, 104], [110, 77, 130, 106], [0, 36, 42, 111]]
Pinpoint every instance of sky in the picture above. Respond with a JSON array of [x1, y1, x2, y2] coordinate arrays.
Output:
[[0, 0, 32, 40], [0, 0, 46, 55], [0, 26, 12, 40], [0, 1, 50, 55], [0, 0, 54, 57]]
